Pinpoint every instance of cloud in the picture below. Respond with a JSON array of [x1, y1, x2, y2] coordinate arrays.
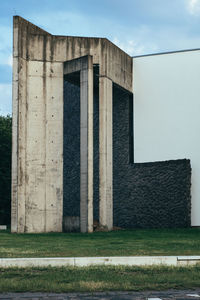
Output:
[[27, 11, 102, 37], [187, 0, 200, 15], [0, 25, 12, 115], [0, 25, 12, 66], [7, 55, 13, 67], [0, 84, 12, 116], [113, 38, 142, 56], [112, 37, 159, 56], [0, 64, 12, 84]]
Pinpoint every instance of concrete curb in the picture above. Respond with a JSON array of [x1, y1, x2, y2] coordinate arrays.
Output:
[[0, 225, 7, 230], [0, 256, 200, 268]]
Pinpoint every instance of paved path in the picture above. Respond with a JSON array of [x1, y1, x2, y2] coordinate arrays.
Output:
[[0, 290, 200, 299]]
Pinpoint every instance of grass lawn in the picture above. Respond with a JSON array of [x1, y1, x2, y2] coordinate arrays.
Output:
[[0, 228, 200, 258], [0, 265, 200, 292]]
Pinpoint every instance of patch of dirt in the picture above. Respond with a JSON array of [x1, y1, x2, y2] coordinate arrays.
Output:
[[93, 220, 124, 232]]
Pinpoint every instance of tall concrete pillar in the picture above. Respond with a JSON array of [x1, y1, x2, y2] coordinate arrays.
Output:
[[11, 17, 63, 233], [64, 55, 94, 233], [99, 76, 113, 230]]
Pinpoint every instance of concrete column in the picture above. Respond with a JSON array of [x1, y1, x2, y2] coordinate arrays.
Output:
[[80, 58, 93, 233], [45, 62, 63, 232], [64, 55, 94, 233], [11, 16, 20, 232], [99, 76, 113, 230], [12, 59, 63, 233]]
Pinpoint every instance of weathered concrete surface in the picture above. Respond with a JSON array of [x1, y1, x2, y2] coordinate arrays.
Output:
[[12, 58, 63, 233], [99, 77, 113, 230], [12, 17, 64, 233], [0, 225, 7, 230], [14, 16, 132, 92], [11, 16, 132, 233], [1, 256, 200, 268], [25, 61, 63, 233]]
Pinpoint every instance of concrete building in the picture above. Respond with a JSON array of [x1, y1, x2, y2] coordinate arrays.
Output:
[[11, 16, 132, 233], [133, 49, 200, 227], [12, 16, 194, 233]]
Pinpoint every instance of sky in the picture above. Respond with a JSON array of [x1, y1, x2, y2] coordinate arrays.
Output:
[[1, 0, 200, 115]]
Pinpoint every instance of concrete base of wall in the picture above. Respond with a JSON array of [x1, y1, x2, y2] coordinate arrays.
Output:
[[0, 256, 200, 268], [0, 225, 7, 230], [63, 216, 80, 232]]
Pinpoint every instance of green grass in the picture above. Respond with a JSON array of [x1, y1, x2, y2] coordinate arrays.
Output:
[[0, 228, 200, 258], [0, 265, 200, 292]]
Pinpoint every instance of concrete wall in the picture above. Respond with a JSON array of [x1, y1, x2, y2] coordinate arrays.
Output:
[[12, 16, 132, 232], [112, 85, 191, 228], [133, 50, 200, 226], [62, 81, 191, 229], [12, 15, 64, 232]]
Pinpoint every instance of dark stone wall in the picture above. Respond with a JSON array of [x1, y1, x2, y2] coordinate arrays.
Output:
[[63, 80, 99, 221], [93, 87, 99, 222], [113, 85, 191, 228], [63, 80, 80, 217], [63, 80, 191, 228]]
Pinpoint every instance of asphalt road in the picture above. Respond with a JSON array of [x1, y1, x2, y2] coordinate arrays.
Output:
[[0, 290, 200, 300]]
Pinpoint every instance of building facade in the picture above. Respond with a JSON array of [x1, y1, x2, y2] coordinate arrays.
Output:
[[11, 16, 193, 233]]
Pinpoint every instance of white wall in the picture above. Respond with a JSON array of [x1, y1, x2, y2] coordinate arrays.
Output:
[[133, 50, 200, 226]]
